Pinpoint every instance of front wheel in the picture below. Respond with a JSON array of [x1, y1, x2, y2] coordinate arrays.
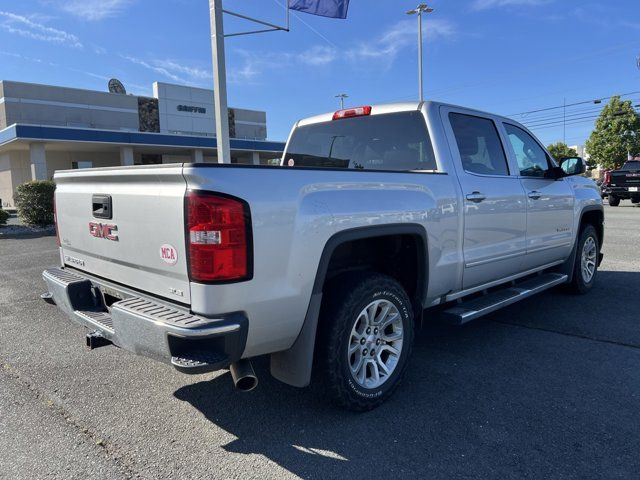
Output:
[[568, 224, 599, 294], [317, 273, 414, 411]]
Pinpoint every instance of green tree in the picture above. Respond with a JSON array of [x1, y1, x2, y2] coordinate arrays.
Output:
[[585, 96, 640, 169], [547, 142, 578, 162]]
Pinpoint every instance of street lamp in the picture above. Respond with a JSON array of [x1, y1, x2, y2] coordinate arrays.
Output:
[[335, 93, 349, 109], [406, 4, 434, 103]]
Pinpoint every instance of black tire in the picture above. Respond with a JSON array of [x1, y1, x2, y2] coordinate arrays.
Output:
[[316, 273, 414, 411], [568, 224, 599, 294], [608, 195, 620, 206]]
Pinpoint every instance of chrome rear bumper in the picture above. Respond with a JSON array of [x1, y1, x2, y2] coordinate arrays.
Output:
[[42, 267, 247, 374]]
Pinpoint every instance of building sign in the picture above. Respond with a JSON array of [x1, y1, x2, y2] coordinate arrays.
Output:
[[177, 105, 206, 114]]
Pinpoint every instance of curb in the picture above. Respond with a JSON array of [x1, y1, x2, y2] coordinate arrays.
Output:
[[0, 225, 56, 239]]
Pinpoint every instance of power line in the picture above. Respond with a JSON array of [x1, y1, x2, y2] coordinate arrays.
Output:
[[522, 100, 640, 129], [525, 114, 602, 130], [509, 90, 640, 117], [523, 105, 624, 126], [522, 106, 606, 125]]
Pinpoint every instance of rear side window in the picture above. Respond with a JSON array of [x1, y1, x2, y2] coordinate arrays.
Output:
[[449, 113, 509, 176], [283, 111, 437, 171]]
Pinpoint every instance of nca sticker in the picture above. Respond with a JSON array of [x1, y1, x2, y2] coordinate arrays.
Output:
[[160, 244, 178, 265]]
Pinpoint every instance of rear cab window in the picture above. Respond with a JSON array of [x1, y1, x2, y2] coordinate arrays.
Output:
[[448, 112, 510, 176], [283, 111, 437, 172]]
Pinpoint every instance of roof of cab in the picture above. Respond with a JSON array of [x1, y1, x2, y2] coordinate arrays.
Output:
[[295, 100, 516, 128]]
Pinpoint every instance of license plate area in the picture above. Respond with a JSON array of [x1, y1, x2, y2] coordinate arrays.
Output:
[[98, 285, 130, 310], [629, 187, 638, 192]]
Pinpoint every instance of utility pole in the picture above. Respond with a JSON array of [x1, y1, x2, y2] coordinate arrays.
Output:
[[209, 0, 231, 164], [335, 93, 348, 109], [563, 97, 566, 144], [406, 4, 434, 103], [625, 130, 637, 160]]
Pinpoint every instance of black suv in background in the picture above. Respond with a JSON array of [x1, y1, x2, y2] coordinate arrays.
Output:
[[602, 160, 640, 206]]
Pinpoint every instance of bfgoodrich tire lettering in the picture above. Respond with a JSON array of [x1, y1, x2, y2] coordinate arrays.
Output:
[[317, 273, 414, 411]]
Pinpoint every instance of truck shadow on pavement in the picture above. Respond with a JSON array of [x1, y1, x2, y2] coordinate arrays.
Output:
[[173, 270, 640, 479]]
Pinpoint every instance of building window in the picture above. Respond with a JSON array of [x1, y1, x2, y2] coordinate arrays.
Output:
[[72, 161, 93, 169], [140, 154, 162, 165]]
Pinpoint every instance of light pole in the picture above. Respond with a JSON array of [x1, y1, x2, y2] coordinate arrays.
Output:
[[207, 1, 290, 163], [406, 4, 434, 103], [624, 130, 637, 160], [209, 0, 231, 164], [335, 93, 348, 109]]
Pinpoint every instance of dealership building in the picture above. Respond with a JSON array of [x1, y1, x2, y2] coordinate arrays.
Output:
[[0, 80, 286, 208]]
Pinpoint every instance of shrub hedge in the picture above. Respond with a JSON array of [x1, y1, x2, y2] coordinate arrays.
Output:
[[14, 180, 56, 227], [0, 208, 8, 225]]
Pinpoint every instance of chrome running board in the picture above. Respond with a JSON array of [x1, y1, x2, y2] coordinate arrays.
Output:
[[441, 273, 568, 325]]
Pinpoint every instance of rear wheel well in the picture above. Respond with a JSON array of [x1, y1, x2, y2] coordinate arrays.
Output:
[[321, 233, 426, 312]]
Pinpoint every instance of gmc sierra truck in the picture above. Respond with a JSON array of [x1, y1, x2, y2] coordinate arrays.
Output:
[[42, 101, 604, 411], [601, 160, 640, 206]]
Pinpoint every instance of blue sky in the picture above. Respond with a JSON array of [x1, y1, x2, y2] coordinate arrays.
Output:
[[1, 0, 639, 145]]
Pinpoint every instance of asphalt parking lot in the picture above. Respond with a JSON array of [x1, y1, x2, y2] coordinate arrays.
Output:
[[1, 204, 639, 479]]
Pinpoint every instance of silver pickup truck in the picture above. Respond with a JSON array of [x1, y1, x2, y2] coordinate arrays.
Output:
[[43, 101, 604, 410]]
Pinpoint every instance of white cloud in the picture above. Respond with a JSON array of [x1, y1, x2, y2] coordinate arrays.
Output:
[[297, 45, 337, 66], [152, 60, 212, 81], [227, 19, 455, 82], [473, 0, 552, 10], [346, 19, 456, 64], [227, 46, 337, 84], [122, 55, 211, 86], [228, 51, 282, 84], [54, 0, 134, 21], [0, 50, 48, 65], [229, 61, 260, 83], [0, 11, 82, 47]]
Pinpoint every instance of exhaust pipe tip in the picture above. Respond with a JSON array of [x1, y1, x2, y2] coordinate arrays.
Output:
[[229, 359, 258, 392]]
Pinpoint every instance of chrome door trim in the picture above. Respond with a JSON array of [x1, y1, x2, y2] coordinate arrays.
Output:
[[464, 250, 524, 268], [526, 243, 572, 254]]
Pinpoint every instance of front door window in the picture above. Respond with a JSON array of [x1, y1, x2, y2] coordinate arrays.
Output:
[[504, 123, 551, 177]]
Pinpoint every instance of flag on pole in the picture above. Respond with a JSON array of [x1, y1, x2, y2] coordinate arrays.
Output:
[[289, 0, 350, 19]]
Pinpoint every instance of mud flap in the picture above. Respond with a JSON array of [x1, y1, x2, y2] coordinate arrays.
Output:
[[270, 293, 323, 388]]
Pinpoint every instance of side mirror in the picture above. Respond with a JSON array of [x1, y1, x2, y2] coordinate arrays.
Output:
[[559, 157, 586, 176]]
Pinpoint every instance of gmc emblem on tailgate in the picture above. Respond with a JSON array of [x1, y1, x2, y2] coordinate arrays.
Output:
[[89, 222, 119, 241]]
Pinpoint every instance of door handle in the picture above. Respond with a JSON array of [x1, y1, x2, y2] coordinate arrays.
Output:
[[528, 191, 542, 200], [465, 192, 486, 203]]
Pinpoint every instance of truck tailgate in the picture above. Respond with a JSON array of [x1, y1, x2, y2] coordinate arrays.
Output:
[[611, 170, 640, 188], [54, 164, 191, 303]]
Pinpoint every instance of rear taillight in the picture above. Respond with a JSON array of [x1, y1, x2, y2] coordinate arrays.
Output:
[[186, 191, 251, 283], [332, 105, 372, 120], [53, 195, 60, 247], [603, 171, 611, 185]]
